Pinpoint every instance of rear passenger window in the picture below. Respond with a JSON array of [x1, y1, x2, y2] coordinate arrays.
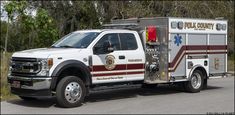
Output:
[[119, 33, 138, 50]]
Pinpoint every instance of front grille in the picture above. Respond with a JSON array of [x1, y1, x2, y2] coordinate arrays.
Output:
[[10, 57, 41, 75], [12, 57, 37, 62]]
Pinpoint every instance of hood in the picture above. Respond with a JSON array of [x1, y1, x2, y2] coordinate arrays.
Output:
[[12, 48, 81, 58]]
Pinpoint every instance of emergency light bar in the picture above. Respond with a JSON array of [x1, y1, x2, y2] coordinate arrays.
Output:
[[102, 23, 140, 30]]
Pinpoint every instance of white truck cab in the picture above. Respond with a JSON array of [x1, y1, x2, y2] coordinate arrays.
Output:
[[8, 17, 228, 108], [8, 29, 146, 107]]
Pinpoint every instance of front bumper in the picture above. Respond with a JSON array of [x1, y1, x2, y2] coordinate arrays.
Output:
[[7, 75, 52, 96]]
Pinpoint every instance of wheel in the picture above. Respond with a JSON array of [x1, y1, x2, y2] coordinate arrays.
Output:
[[184, 70, 204, 93], [19, 96, 37, 101], [141, 84, 158, 89], [56, 76, 86, 108], [203, 79, 208, 89]]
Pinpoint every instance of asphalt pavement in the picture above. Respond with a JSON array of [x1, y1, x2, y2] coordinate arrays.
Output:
[[1, 76, 234, 114]]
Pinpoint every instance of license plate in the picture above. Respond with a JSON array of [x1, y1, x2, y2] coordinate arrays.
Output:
[[12, 81, 21, 88]]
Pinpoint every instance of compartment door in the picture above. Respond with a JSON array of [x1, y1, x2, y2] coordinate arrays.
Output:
[[144, 26, 168, 83]]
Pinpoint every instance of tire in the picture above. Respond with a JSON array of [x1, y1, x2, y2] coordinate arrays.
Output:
[[19, 96, 37, 101], [203, 79, 208, 89], [184, 70, 204, 93], [56, 76, 86, 108]]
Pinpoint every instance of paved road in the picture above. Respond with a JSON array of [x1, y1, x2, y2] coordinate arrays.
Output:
[[1, 77, 234, 114]]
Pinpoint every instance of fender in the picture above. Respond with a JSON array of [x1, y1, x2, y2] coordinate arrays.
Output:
[[187, 64, 208, 80], [50, 60, 92, 90]]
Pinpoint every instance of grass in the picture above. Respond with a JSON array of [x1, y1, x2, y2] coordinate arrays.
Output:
[[228, 53, 235, 72], [0, 51, 234, 101], [0, 52, 18, 101]]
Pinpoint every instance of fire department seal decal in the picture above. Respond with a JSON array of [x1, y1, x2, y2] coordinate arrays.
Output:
[[105, 55, 116, 70]]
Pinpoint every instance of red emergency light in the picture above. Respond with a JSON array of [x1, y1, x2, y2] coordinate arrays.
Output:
[[146, 26, 157, 42]]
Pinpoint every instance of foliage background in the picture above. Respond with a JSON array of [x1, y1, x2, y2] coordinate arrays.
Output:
[[0, 1, 234, 53], [0, 1, 234, 100]]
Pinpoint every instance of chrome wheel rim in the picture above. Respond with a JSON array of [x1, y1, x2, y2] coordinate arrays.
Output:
[[64, 82, 82, 103], [191, 73, 202, 89]]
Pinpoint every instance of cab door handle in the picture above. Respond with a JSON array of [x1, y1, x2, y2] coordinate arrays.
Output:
[[119, 56, 125, 59]]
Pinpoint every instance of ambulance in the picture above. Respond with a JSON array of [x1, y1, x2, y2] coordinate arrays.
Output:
[[8, 17, 228, 107]]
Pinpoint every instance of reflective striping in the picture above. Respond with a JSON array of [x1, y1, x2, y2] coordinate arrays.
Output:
[[127, 63, 145, 69], [169, 45, 227, 72], [92, 71, 144, 77], [92, 65, 126, 71], [169, 51, 227, 72], [186, 45, 208, 50], [92, 63, 144, 72], [207, 51, 227, 54], [208, 45, 227, 50], [91, 69, 144, 74], [169, 46, 186, 68]]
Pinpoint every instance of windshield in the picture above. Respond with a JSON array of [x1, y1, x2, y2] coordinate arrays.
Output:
[[52, 32, 100, 48]]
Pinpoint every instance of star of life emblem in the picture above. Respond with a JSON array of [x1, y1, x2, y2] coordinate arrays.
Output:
[[174, 34, 182, 46]]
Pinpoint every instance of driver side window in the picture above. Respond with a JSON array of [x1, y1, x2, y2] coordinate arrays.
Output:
[[93, 33, 120, 54]]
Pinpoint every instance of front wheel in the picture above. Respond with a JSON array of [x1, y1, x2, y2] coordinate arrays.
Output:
[[184, 70, 204, 93], [56, 76, 86, 108]]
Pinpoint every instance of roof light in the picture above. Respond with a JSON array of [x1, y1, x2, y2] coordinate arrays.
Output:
[[216, 23, 222, 30], [146, 26, 157, 42], [222, 24, 226, 30], [171, 21, 177, 29], [177, 21, 183, 29]]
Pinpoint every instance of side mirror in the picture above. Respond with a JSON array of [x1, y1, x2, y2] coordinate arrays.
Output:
[[103, 40, 114, 53]]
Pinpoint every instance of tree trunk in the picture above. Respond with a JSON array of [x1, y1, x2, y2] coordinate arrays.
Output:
[[4, 18, 9, 53]]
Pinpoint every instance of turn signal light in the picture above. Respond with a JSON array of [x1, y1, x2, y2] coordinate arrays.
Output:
[[47, 58, 53, 68]]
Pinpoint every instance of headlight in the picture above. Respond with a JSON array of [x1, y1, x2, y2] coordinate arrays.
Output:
[[8, 58, 12, 76], [37, 58, 53, 76]]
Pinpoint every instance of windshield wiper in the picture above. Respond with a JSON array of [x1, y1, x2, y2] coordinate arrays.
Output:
[[59, 45, 75, 48], [51, 45, 57, 48]]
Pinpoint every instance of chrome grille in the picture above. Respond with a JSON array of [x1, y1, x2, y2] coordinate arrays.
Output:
[[10, 57, 40, 75], [12, 57, 37, 62]]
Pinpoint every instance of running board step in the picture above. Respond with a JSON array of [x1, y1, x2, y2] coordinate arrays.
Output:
[[90, 84, 141, 92]]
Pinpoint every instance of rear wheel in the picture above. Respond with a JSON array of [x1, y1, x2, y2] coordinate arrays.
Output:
[[56, 76, 86, 108], [184, 70, 204, 93]]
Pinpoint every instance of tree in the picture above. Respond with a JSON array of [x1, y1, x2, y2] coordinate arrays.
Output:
[[1, 1, 234, 53], [2, 1, 58, 51]]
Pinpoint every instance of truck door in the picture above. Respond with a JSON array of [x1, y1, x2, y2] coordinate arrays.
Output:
[[118, 33, 145, 82], [91, 33, 127, 84]]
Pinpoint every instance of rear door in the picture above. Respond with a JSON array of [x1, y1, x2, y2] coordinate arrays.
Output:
[[119, 33, 145, 81]]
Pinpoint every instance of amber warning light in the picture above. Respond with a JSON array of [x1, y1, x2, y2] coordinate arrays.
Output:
[[146, 26, 157, 42]]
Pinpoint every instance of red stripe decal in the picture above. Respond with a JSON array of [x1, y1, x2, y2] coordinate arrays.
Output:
[[92, 63, 144, 72], [208, 45, 227, 50], [207, 51, 227, 54], [93, 65, 126, 71], [92, 71, 144, 77], [169, 45, 227, 72], [168, 46, 186, 68], [127, 63, 145, 69], [186, 45, 208, 50]]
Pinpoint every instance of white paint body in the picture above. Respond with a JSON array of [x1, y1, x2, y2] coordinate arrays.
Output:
[[12, 17, 228, 85]]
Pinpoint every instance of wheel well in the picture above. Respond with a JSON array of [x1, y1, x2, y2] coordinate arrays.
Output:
[[54, 67, 88, 90], [195, 67, 208, 79]]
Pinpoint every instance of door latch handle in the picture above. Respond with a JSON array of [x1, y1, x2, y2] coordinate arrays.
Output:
[[119, 56, 125, 59]]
